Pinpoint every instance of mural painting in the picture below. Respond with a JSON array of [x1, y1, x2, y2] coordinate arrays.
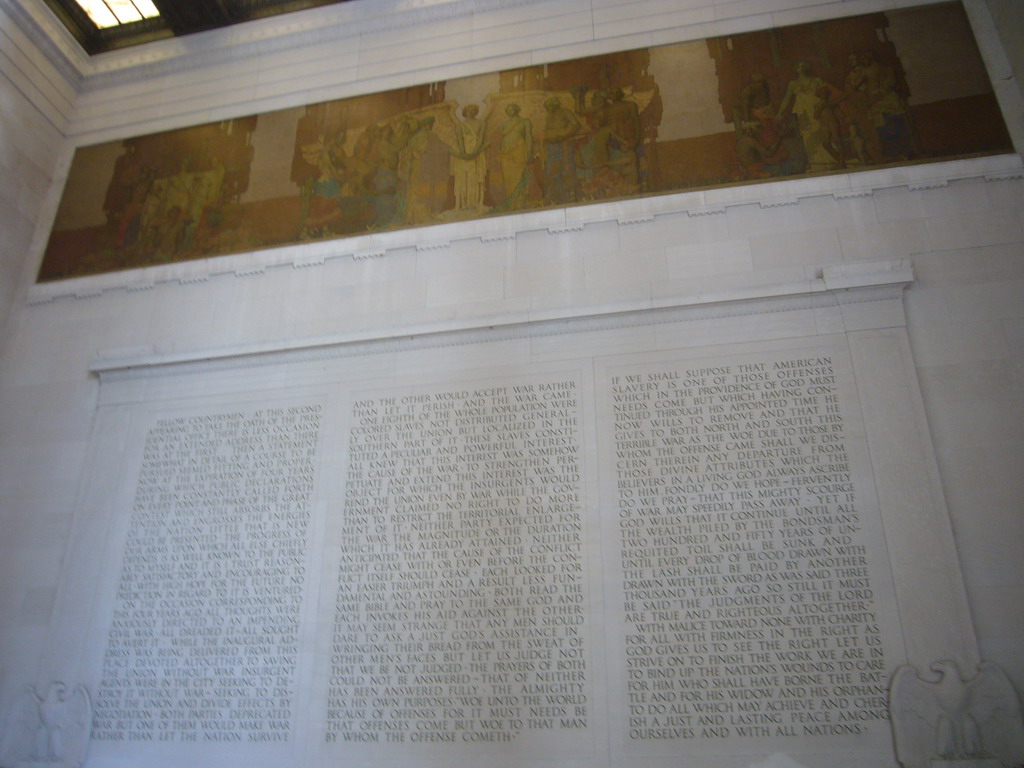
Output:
[[38, 2, 1012, 281]]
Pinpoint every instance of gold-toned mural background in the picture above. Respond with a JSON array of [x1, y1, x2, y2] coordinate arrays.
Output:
[[39, 2, 1011, 282]]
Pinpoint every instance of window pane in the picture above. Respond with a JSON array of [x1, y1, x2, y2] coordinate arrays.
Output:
[[73, 0, 119, 27], [131, 0, 160, 19], [105, 0, 144, 23]]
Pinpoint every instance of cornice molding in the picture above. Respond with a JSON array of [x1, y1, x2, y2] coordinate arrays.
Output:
[[88, 257, 912, 382], [3, 0, 555, 90], [0, 0, 87, 91]]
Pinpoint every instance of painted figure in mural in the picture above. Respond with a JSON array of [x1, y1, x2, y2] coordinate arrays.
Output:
[[299, 128, 349, 234], [450, 104, 488, 211], [605, 88, 643, 188], [499, 103, 534, 210], [842, 53, 883, 165], [382, 117, 420, 225], [542, 96, 581, 204], [734, 74, 801, 180], [858, 50, 917, 159], [137, 166, 209, 260], [375, 118, 420, 225], [350, 123, 399, 226], [778, 60, 846, 170], [99, 130, 242, 262], [605, 90, 642, 152], [813, 82, 849, 169], [299, 127, 378, 236], [736, 104, 807, 180], [576, 88, 643, 198], [403, 115, 451, 224], [737, 73, 772, 122], [735, 118, 776, 179], [103, 144, 154, 252]]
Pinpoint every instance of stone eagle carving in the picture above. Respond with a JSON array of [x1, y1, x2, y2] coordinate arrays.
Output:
[[0, 683, 92, 768], [890, 660, 1024, 768]]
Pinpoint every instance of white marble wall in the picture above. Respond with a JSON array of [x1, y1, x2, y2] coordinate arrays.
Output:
[[0, 0, 71, 702], [0, 1, 68, 326], [0, 0, 1022, 735]]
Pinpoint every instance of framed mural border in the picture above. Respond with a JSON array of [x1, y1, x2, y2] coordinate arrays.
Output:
[[26, 152, 1023, 305], [23, 0, 1024, 301]]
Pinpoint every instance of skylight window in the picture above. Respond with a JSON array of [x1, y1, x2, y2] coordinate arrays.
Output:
[[73, 0, 160, 28], [46, 0, 351, 53]]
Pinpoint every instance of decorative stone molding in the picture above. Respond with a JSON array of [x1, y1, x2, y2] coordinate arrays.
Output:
[[889, 661, 1024, 768], [87, 257, 911, 382], [25, 156, 1021, 305], [1, 0, 554, 89], [0, 0, 87, 91], [0, 683, 92, 768]]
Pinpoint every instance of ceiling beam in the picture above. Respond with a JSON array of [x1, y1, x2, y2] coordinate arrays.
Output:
[[151, 0, 237, 35]]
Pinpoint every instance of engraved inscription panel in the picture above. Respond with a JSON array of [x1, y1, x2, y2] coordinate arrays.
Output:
[[326, 378, 591, 749], [83, 329, 924, 766], [93, 405, 322, 744], [608, 352, 893, 747]]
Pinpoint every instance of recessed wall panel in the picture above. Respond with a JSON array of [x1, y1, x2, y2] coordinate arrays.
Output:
[[46, 279, 971, 768]]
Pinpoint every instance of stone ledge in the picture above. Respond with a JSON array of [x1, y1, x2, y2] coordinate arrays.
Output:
[[88, 257, 911, 382]]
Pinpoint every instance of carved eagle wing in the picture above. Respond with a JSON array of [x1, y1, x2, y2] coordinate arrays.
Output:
[[890, 664, 946, 768], [966, 662, 1024, 765], [0, 686, 44, 766]]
